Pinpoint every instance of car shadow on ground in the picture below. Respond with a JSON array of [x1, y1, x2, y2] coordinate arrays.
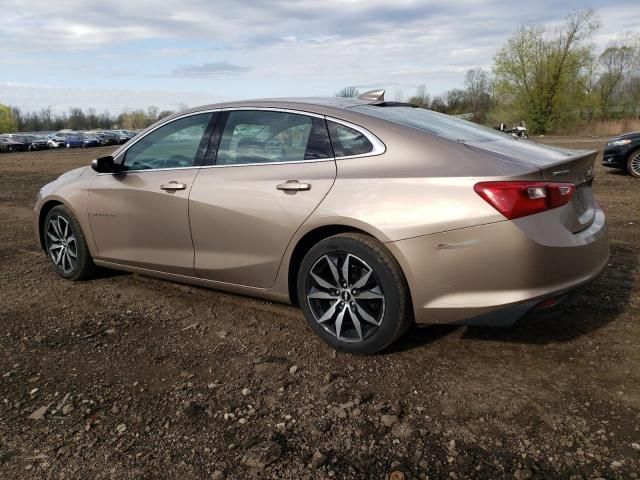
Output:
[[390, 243, 637, 352], [605, 169, 630, 177], [92, 267, 130, 280]]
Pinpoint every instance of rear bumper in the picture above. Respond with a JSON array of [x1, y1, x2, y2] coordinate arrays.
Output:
[[387, 208, 609, 325], [451, 270, 602, 327]]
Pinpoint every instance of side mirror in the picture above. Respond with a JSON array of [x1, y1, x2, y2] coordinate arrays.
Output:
[[91, 155, 123, 174]]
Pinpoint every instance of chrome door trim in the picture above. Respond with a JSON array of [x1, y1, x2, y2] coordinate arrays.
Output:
[[203, 157, 336, 169]]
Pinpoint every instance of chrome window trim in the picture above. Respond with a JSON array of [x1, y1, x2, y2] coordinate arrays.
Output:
[[96, 158, 337, 175], [203, 157, 335, 169], [221, 106, 326, 119], [100, 106, 386, 175]]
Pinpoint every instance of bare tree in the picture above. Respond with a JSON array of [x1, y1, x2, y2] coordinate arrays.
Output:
[[335, 86, 360, 98], [444, 89, 467, 114], [147, 106, 159, 122], [597, 34, 639, 109], [408, 85, 430, 108], [464, 68, 493, 122]]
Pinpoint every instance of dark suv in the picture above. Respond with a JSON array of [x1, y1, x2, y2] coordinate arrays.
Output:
[[602, 132, 640, 178]]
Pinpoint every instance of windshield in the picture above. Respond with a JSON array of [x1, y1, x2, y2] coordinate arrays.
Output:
[[353, 105, 513, 143]]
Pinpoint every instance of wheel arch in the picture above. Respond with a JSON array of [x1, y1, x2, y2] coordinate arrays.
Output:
[[37, 200, 64, 250], [286, 224, 413, 313]]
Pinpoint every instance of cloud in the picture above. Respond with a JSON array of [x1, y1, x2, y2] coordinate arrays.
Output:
[[1, 0, 639, 113], [170, 62, 251, 77]]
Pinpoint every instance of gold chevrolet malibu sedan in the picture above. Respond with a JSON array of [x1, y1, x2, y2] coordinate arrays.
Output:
[[34, 91, 609, 354]]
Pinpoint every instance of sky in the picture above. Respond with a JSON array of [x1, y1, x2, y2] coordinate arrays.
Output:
[[1, 0, 639, 114]]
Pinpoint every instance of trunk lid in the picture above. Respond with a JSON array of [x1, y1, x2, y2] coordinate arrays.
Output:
[[465, 138, 598, 233]]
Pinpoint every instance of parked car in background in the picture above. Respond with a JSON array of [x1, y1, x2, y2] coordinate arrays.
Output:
[[31, 135, 51, 150], [34, 92, 609, 354], [95, 131, 120, 145], [64, 134, 101, 148], [111, 130, 136, 143], [602, 131, 640, 178], [0, 136, 26, 153], [8, 134, 49, 151], [47, 134, 68, 148]]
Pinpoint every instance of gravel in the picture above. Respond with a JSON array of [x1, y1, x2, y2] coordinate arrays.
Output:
[[1, 142, 639, 479]]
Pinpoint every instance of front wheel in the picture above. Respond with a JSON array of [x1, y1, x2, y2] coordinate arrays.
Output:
[[44, 205, 97, 280], [627, 149, 640, 178], [297, 233, 412, 354]]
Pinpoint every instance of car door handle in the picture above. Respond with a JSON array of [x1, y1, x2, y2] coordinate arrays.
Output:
[[276, 180, 311, 193], [160, 181, 187, 191]]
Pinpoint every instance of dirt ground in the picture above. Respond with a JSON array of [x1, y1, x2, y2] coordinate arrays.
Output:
[[0, 137, 638, 480]]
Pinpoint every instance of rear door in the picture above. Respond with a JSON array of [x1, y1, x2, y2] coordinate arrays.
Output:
[[189, 109, 336, 288]]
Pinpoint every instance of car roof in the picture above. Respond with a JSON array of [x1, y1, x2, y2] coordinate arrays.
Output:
[[181, 96, 377, 117]]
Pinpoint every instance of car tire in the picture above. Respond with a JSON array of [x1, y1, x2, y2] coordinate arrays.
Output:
[[297, 233, 412, 354], [627, 149, 640, 178], [44, 205, 97, 281], [66, 143, 70, 148]]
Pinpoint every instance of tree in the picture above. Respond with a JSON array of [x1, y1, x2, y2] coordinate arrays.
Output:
[[86, 108, 99, 129], [0, 103, 18, 133], [596, 34, 640, 113], [429, 95, 447, 113], [464, 68, 494, 122], [444, 88, 467, 114], [494, 9, 599, 133], [11, 107, 24, 131], [147, 106, 159, 122], [68, 108, 86, 130], [408, 85, 430, 108], [335, 86, 359, 98]]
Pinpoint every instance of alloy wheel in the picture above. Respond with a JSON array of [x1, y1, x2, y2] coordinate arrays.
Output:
[[46, 215, 77, 274], [631, 152, 640, 176], [306, 252, 385, 342]]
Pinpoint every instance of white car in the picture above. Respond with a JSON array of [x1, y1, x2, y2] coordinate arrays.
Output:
[[47, 135, 67, 148]]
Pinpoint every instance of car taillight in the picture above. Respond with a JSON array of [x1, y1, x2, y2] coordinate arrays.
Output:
[[474, 181, 575, 220]]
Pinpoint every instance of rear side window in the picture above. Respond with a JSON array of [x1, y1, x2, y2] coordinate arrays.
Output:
[[216, 110, 332, 166], [327, 121, 374, 157]]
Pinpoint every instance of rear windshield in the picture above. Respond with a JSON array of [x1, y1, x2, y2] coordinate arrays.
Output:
[[352, 105, 511, 143]]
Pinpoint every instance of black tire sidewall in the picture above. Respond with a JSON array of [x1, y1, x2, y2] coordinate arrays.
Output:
[[44, 206, 94, 281], [297, 234, 408, 354]]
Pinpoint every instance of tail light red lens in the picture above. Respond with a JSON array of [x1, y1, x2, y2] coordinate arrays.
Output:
[[474, 181, 575, 220]]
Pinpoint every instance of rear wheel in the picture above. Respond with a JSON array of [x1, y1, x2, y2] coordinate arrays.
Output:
[[627, 149, 640, 178], [297, 233, 411, 354], [44, 205, 96, 280]]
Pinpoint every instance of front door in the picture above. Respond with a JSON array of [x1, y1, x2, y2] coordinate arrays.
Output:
[[87, 112, 216, 275], [189, 109, 336, 288]]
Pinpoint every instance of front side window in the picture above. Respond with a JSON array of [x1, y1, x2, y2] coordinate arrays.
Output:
[[123, 113, 213, 170], [327, 121, 374, 157], [216, 110, 332, 166]]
